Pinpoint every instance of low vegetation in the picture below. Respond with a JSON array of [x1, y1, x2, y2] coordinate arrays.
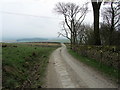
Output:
[[67, 47, 120, 84], [2, 42, 60, 89]]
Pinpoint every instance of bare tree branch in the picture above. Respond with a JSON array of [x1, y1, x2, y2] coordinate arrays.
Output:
[[54, 2, 88, 46], [58, 32, 71, 40]]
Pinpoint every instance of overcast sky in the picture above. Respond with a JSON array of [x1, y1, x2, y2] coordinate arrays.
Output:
[[0, 0, 104, 41]]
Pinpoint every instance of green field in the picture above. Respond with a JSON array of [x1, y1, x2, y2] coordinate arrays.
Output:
[[2, 43, 60, 89]]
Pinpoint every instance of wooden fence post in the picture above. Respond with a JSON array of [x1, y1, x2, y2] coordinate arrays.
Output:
[[117, 52, 120, 85], [99, 50, 103, 67]]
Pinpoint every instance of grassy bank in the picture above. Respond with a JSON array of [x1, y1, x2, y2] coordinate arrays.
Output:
[[68, 48, 120, 84], [2, 43, 60, 89]]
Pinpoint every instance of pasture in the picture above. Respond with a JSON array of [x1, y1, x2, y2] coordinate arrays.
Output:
[[2, 42, 60, 88]]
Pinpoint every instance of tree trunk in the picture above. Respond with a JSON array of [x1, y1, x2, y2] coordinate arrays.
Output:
[[70, 32, 73, 49], [109, 2, 114, 45], [94, 8, 101, 45], [92, 1, 102, 45]]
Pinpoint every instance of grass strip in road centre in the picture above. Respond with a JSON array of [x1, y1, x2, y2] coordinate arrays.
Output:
[[68, 48, 120, 84]]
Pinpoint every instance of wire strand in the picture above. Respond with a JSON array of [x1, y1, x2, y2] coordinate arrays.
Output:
[[0, 11, 62, 20]]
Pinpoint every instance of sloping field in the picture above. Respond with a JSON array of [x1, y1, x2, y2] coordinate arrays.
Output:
[[2, 42, 60, 89]]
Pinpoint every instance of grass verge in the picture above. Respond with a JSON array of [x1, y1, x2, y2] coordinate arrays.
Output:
[[2, 43, 60, 89], [68, 48, 120, 84]]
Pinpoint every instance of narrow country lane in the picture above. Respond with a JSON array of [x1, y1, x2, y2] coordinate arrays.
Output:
[[46, 43, 118, 88]]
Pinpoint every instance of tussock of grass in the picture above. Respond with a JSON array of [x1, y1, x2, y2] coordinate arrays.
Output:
[[68, 48, 120, 84], [2, 43, 59, 89]]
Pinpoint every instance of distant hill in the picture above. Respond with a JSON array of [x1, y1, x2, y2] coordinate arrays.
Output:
[[17, 38, 48, 42], [17, 38, 70, 43], [47, 39, 70, 43]]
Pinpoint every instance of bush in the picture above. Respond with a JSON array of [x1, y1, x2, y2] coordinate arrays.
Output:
[[72, 45, 120, 69]]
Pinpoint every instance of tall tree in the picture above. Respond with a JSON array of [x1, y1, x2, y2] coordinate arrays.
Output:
[[91, 0, 103, 45], [102, 1, 120, 45], [54, 2, 88, 48]]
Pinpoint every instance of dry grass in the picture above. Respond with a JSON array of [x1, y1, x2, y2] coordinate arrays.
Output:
[[17, 42, 61, 47]]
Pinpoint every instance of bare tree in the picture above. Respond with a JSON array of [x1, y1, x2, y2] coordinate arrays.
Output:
[[58, 21, 71, 41], [54, 2, 88, 48], [76, 24, 86, 44], [91, 0, 103, 45], [102, 1, 120, 45]]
